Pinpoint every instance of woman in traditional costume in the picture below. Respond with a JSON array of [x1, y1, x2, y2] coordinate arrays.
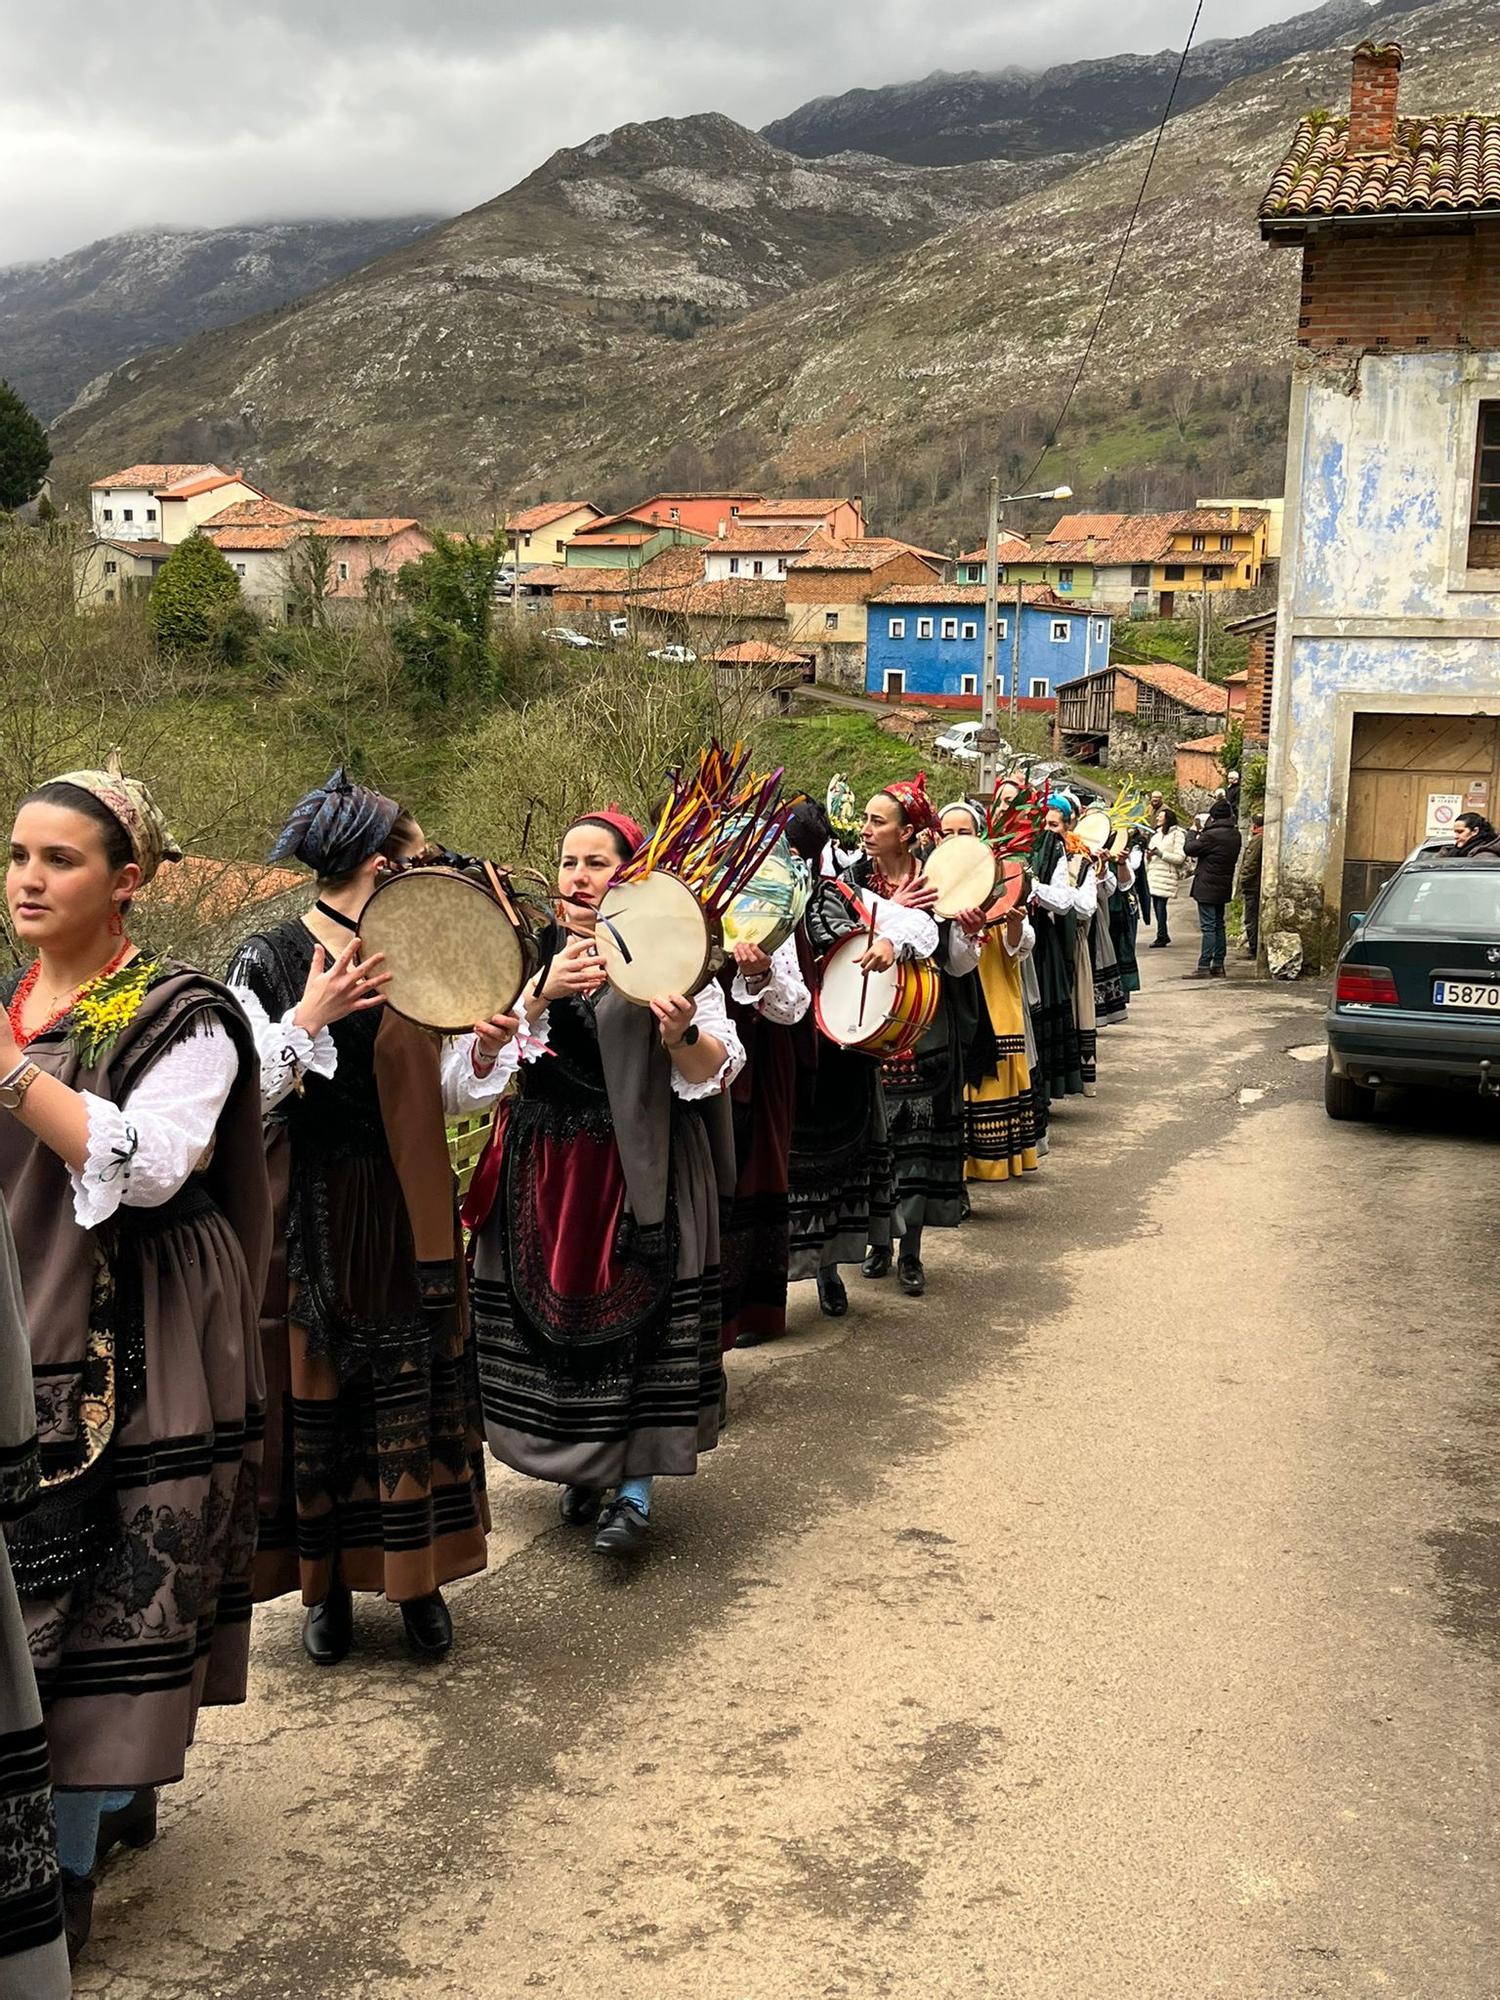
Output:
[[938, 803, 1040, 1185], [466, 808, 743, 1561], [847, 777, 976, 1298], [1108, 847, 1141, 1000], [0, 1201, 70, 1999], [229, 771, 514, 1667], [1043, 796, 1103, 1093], [0, 760, 270, 1962], [1028, 795, 1092, 1101], [719, 930, 812, 1349], [787, 802, 922, 1317]]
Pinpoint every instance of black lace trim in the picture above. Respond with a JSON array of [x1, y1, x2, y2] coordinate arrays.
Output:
[[286, 1168, 440, 1384]]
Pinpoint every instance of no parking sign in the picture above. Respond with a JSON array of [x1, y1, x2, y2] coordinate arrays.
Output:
[[1425, 792, 1463, 838]]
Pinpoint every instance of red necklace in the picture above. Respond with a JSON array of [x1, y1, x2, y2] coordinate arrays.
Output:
[[870, 858, 916, 899], [9, 942, 133, 1049]]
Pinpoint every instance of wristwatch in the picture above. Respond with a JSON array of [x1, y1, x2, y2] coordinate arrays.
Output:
[[0, 1061, 41, 1112]]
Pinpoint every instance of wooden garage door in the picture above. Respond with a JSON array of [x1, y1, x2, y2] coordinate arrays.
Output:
[[1342, 712, 1500, 924]]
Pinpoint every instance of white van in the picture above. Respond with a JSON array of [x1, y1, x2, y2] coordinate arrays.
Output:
[[935, 720, 1010, 766]]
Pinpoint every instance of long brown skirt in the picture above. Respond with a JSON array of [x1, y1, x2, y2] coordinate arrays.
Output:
[[24, 1204, 263, 1790]]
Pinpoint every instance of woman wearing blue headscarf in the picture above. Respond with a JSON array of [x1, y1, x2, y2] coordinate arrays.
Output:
[[229, 772, 518, 1666]]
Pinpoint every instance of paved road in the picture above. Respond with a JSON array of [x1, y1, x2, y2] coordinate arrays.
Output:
[[77, 952, 1500, 2000]]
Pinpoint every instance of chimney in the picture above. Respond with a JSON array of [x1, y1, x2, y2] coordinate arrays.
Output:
[[1230, 504, 1240, 530], [1348, 39, 1403, 157]]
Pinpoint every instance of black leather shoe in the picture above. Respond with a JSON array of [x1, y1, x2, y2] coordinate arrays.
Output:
[[862, 1247, 892, 1279], [1147, 938, 1168, 949], [560, 1484, 604, 1526], [62, 1870, 94, 1965], [1186, 967, 1212, 979], [593, 1497, 651, 1556], [400, 1590, 453, 1660], [817, 1269, 848, 1317], [897, 1255, 926, 1297], [1209, 964, 1227, 978], [302, 1582, 353, 1666], [96, 1787, 157, 1870]]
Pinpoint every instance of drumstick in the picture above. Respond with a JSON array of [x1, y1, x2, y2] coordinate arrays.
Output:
[[856, 903, 878, 1027]]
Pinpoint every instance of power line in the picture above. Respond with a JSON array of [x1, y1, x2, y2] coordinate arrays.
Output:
[[1021, 0, 1206, 490]]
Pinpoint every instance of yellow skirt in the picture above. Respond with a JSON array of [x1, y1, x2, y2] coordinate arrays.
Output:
[[965, 935, 1040, 1182]]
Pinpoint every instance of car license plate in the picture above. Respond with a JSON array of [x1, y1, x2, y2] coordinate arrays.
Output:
[[1431, 978, 1500, 1009]]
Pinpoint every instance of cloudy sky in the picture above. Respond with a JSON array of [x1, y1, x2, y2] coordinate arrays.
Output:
[[1, 0, 1356, 264]]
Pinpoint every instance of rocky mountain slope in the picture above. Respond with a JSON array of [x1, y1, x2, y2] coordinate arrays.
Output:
[[0, 217, 439, 422], [761, 0, 1426, 166], [46, 118, 1043, 514], [46, 0, 1493, 540]]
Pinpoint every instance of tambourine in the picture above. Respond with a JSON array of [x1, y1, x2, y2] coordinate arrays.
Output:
[[595, 871, 722, 1005], [985, 856, 1032, 922], [1074, 807, 1114, 856], [359, 860, 539, 1034], [922, 833, 1000, 919], [720, 829, 811, 958]]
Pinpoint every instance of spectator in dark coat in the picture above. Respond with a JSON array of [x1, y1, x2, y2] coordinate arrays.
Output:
[[1451, 812, 1500, 858], [1184, 797, 1242, 978], [1239, 812, 1264, 958]]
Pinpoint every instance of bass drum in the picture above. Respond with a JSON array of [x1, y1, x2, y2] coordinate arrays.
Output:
[[815, 930, 941, 1058], [359, 865, 536, 1033], [596, 871, 721, 1005]]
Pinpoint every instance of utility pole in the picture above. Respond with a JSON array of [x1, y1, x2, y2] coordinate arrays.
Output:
[[978, 477, 1002, 797], [1196, 584, 1208, 676], [1007, 576, 1023, 732]]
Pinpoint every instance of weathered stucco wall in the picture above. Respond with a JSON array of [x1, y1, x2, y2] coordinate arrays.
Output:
[[1265, 349, 1500, 965]]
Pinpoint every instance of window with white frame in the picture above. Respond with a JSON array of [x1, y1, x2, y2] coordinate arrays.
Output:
[[1093, 619, 1107, 644], [916, 617, 934, 639], [752, 559, 764, 577], [960, 674, 977, 696], [1057, 567, 1073, 589], [888, 617, 906, 639], [102, 508, 113, 521], [940, 617, 958, 640], [1219, 534, 1233, 551], [1029, 677, 1049, 699], [961, 620, 977, 640], [235, 562, 246, 576], [1050, 620, 1071, 642], [104, 560, 117, 575], [1191, 533, 1206, 551], [337, 561, 349, 581], [824, 611, 838, 630], [146, 508, 156, 522], [995, 617, 1007, 640], [729, 556, 740, 574], [122, 508, 134, 522]]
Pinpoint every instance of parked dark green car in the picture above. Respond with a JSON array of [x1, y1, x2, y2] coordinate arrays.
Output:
[[1325, 849, 1500, 1120]]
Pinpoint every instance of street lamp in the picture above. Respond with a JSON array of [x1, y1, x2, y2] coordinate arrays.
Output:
[[978, 479, 1074, 794]]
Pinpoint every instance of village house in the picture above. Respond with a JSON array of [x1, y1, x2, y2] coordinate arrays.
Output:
[[1257, 38, 1500, 958], [1053, 660, 1229, 769], [1225, 609, 1277, 748], [201, 506, 431, 620], [630, 578, 788, 651], [784, 539, 943, 688], [548, 546, 706, 620], [562, 519, 710, 570], [569, 491, 765, 545], [865, 586, 1109, 709], [1013, 509, 1272, 616], [503, 501, 601, 566], [88, 463, 264, 544], [733, 497, 867, 540], [952, 531, 1037, 585], [702, 524, 821, 582]]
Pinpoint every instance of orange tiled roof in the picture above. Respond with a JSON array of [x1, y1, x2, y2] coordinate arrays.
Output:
[[157, 470, 247, 500], [713, 639, 814, 665], [714, 525, 821, 554], [203, 497, 323, 528], [871, 583, 1075, 608], [506, 500, 598, 533], [202, 515, 417, 551], [91, 462, 221, 490], [1177, 732, 1229, 753], [138, 855, 301, 920], [1035, 508, 1268, 568], [791, 537, 940, 574], [316, 517, 420, 539], [737, 498, 847, 518], [956, 533, 1032, 564], [1045, 513, 1127, 543], [632, 546, 710, 589], [552, 568, 634, 595], [572, 531, 654, 547], [92, 537, 173, 559], [1118, 662, 1230, 714], [1261, 112, 1500, 227], [634, 579, 786, 619]]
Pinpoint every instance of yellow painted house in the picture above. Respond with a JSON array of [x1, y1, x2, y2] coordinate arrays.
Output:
[[504, 501, 602, 567], [964, 507, 1272, 616]]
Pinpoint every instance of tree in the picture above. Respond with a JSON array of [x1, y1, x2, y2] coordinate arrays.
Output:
[[0, 380, 50, 512], [287, 531, 334, 628], [392, 529, 507, 702], [149, 532, 243, 653]]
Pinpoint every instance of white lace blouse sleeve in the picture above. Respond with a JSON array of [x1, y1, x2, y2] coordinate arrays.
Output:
[[72, 1021, 240, 1230], [231, 984, 337, 1113], [871, 893, 940, 961], [730, 939, 810, 1025], [1005, 913, 1036, 960], [672, 977, 745, 1100], [945, 924, 983, 975], [439, 1012, 553, 1115], [1072, 866, 1099, 919], [1032, 855, 1074, 916]]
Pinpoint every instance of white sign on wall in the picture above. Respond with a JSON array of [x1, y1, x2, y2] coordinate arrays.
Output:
[[1425, 792, 1464, 838]]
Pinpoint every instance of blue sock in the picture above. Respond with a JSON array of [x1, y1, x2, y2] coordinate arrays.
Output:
[[616, 1476, 653, 1516], [53, 1789, 133, 1877]]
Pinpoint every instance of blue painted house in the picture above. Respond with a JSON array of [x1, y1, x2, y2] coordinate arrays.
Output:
[[865, 585, 1112, 709]]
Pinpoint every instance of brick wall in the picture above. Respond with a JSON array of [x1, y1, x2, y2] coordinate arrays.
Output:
[[1243, 627, 1275, 743], [784, 551, 937, 606], [1297, 222, 1500, 354]]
